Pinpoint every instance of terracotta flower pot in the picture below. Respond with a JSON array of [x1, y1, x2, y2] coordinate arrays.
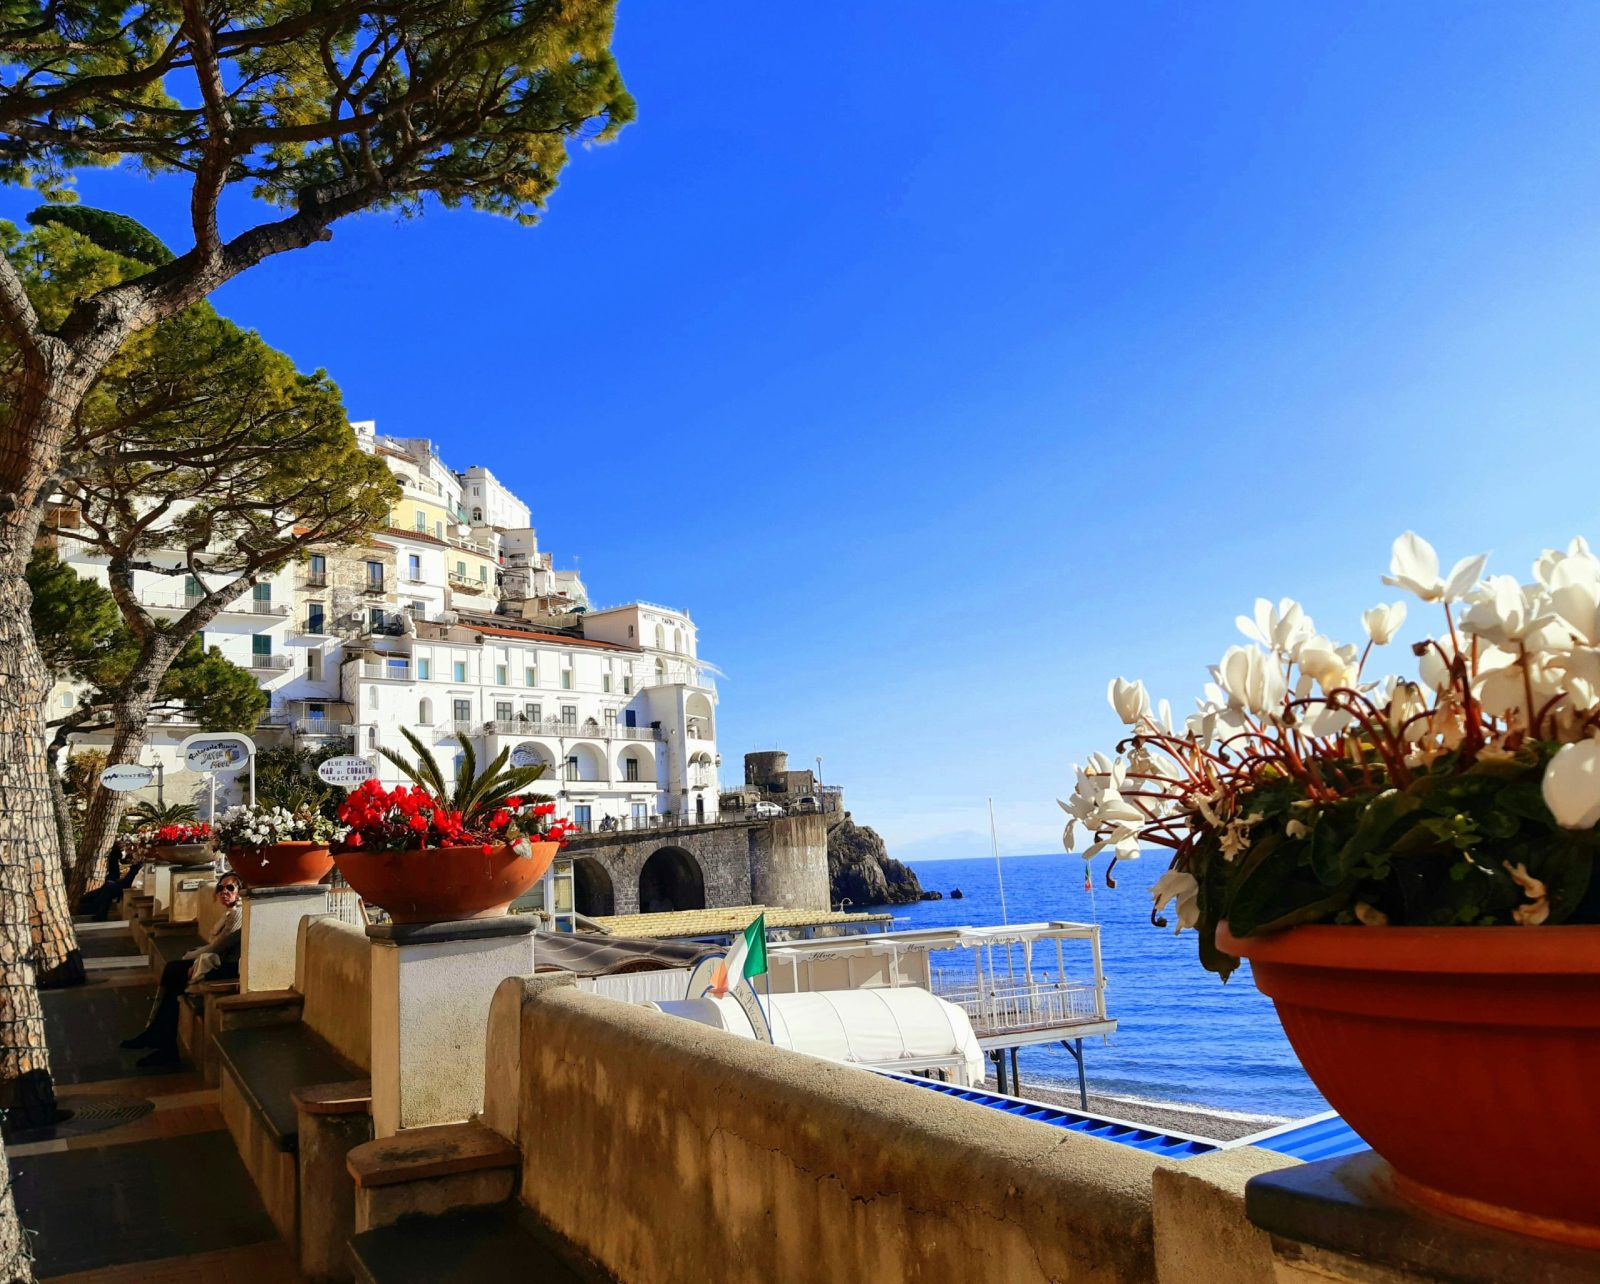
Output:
[[227, 841, 334, 888], [1218, 921, 1600, 1248], [332, 841, 558, 924], [150, 842, 213, 866]]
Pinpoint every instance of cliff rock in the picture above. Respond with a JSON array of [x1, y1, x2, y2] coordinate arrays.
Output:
[[828, 815, 924, 907]]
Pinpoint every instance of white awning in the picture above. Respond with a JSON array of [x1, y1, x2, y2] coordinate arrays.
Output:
[[650, 986, 985, 1085]]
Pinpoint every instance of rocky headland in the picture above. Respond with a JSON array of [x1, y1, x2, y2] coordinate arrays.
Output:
[[827, 814, 924, 906]]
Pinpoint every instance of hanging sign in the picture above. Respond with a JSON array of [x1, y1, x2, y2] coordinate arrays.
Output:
[[509, 744, 543, 769], [317, 755, 377, 787], [98, 763, 155, 792], [179, 732, 254, 774]]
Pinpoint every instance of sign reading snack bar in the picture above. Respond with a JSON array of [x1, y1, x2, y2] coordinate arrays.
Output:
[[179, 732, 254, 773], [317, 755, 378, 787], [98, 763, 155, 792]]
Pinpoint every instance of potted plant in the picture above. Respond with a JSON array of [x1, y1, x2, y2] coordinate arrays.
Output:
[[216, 804, 344, 888], [147, 821, 215, 865], [333, 731, 575, 923], [1066, 532, 1600, 1247]]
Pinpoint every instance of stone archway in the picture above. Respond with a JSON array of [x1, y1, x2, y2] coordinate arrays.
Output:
[[638, 846, 705, 914], [574, 857, 615, 918]]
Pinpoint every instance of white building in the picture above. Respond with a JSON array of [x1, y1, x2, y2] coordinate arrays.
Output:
[[49, 425, 721, 832]]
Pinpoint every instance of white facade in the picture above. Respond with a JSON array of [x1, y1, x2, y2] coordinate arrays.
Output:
[[53, 424, 720, 832]]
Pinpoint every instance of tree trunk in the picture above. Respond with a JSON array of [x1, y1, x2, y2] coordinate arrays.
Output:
[[0, 1142, 32, 1283], [69, 714, 150, 906], [0, 570, 61, 1127]]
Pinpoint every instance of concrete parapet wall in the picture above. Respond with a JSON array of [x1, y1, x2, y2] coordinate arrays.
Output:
[[498, 978, 1165, 1282], [1151, 1147, 1300, 1284], [296, 917, 371, 1071]]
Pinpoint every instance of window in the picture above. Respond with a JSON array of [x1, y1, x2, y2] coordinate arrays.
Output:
[[410, 600, 426, 616], [524, 666, 536, 686], [564, 756, 579, 782], [478, 565, 488, 582], [655, 624, 665, 649], [308, 651, 322, 682], [368, 606, 385, 630], [60, 690, 74, 709], [435, 521, 443, 538], [495, 664, 508, 686], [252, 634, 271, 660], [253, 582, 272, 608], [453, 699, 472, 724], [418, 658, 431, 681], [455, 560, 466, 578], [632, 803, 648, 823], [386, 656, 408, 677], [495, 701, 513, 723], [453, 660, 466, 682], [674, 628, 683, 653], [306, 603, 325, 634], [624, 710, 637, 728], [368, 687, 379, 709], [560, 705, 577, 727], [604, 709, 617, 728], [185, 574, 201, 599], [560, 668, 572, 690], [523, 702, 540, 723], [574, 805, 591, 828], [623, 757, 639, 783], [368, 726, 377, 747], [309, 553, 326, 584], [623, 675, 632, 695], [366, 560, 384, 591], [306, 702, 326, 721], [472, 507, 483, 522], [408, 554, 421, 580], [414, 511, 427, 532], [419, 698, 433, 723], [602, 673, 612, 693], [627, 624, 635, 638]]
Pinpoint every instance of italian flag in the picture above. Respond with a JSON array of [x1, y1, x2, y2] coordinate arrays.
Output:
[[710, 913, 768, 997]]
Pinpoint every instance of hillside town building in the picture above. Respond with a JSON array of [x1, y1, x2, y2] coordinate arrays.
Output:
[[48, 422, 723, 836]]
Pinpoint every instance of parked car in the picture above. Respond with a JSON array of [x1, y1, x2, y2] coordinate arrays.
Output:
[[749, 801, 785, 819], [790, 796, 820, 813]]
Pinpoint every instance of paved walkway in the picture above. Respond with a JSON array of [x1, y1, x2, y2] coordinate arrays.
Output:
[[10, 920, 301, 1282]]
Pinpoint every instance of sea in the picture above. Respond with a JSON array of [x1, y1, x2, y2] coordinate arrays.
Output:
[[865, 852, 1329, 1126]]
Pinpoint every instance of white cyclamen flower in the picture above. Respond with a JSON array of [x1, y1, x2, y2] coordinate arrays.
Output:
[[1297, 634, 1360, 694], [1107, 677, 1150, 726], [1237, 598, 1315, 657], [1460, 575, 1554, 650], [1542, 740, 1600, 830], [1361, 601, 1406, 645], [1150, 870, 1200, 933], [1382, 532, 1487, 604], [1214, 645, 1288, 717]]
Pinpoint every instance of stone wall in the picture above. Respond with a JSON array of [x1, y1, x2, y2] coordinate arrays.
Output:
[[487, 978, 1293, 1283]]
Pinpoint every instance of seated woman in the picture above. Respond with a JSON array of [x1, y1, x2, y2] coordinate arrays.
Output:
[[79, 842, 140, 921], [121, 874, 243, 1068]]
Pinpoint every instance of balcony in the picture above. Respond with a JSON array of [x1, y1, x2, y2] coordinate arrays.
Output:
[[299, 573, 329, 590], [293, 719, 353, 738], [482, 718, 662, 742], [932, 980, 1105, 1038], [363, 611, 407, 637], [360, 660, 413, 681], [448, 571, 490, 593], [360, 578, 388, 596], [450, 719, 481, 737], [144, 591, 289, 618], [248, 653, 292, 672]]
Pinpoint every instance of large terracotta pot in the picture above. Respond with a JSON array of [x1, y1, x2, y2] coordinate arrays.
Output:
[[149, 842, 214, 867], [1219, 921, 1600, 1248], [227, 841, 334, 888], [332, 841, 558, 924]]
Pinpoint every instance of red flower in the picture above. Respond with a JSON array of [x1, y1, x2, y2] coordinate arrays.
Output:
[[506, 796, 522, 809], [481, 844, 494, 856]]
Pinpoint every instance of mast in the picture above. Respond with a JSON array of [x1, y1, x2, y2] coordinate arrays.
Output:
[[989, 797, 1009, 926]]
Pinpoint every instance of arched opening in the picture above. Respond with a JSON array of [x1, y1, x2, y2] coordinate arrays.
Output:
[[686, 692, 714, 741], [639, 846, 705, 913], [673, 627, 683, 653], [564, 742, 606, 782], [654, 624, 665, 650], [573, 858, 615, 917], [618, 746, 652, 784], [418, 697, 433, 724]]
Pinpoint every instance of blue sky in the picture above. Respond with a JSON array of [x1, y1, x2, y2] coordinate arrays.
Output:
[[11, 4, 1600, 859]]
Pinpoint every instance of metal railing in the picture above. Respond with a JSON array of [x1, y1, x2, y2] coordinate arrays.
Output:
[[481, 718, 661, 742], [248, 653, 292, 671], [143, 591, 289, 617], [932, 980, 1104, 1036], [360, 661, 413, 680], [293, 720, 353, 737]]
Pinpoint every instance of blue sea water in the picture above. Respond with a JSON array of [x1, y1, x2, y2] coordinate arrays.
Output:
[[869, 853, 1329, 1123]]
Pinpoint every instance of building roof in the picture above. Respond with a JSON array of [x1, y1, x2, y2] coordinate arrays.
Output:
[[589, 904, 894, 940], [531, 930, 716, 976], [470, 622, 634, 652]]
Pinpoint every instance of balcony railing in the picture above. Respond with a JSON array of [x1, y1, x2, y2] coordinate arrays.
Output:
[[143, 591, 289, 618], [360, 579, 388, 595], [451, 719, 481, 737], [293, 719, 353, 737], [360, 661, 413, 681], [482, 718, 661, 742], [931, 980, 1104, 1037], [300, 574, 329, 589], [248, 653, 292, 672]]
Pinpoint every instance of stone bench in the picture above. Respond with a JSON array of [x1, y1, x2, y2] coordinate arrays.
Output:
[[179, 979, 240, 1085], [215, 1017, 367, 1246], [347, 1204, 604, 1284]]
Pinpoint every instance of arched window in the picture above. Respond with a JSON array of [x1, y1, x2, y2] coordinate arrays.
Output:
[[418, 697, 433, 725], [472, 507, 483, 522], [654, 624, 665, 650], [673, 628, 683, 653]]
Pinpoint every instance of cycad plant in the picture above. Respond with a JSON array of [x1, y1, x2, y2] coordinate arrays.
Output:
[[126, 800, 199, 828], [378, 729, 550, 831]]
